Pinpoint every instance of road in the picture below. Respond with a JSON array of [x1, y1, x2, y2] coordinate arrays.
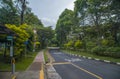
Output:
[[48, 49, 120, 79]]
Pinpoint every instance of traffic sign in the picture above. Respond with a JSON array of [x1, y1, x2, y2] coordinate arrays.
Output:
[[7, 36, 13, 41]]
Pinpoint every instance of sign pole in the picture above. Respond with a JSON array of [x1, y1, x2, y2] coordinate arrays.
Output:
[[11, 39, 15, 74], [7, 36, 15, 75]]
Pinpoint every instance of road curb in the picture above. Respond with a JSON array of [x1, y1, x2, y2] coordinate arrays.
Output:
[[40, 51, 47, 79], [66, 53, 120, 66]]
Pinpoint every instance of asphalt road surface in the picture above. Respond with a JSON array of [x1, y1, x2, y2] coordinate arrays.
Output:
[[49, 49, 120, 79]]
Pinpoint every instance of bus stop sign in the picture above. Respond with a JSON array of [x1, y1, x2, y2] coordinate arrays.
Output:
[[7, 36, 13, 41]]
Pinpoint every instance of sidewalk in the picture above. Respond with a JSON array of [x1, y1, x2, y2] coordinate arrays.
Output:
[[16, 51, 44, 79], [0, 51, 44, 79], [0, 72, 12, 79]]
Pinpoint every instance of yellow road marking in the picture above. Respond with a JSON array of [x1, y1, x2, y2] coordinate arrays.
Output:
[[40, 63, 44, 79], [46, 62, 71, 65], [71, 63, 103, 79], [53, 62, 71, 65], [12, 75, 16, 79]]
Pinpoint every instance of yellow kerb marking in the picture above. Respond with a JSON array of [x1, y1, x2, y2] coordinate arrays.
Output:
[[40, 63, 44, 79], [71, 63, 103, 79], [12, 75, 16, 79]]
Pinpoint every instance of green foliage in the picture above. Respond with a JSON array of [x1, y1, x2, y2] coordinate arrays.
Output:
[[0, 0, 19, 25], [44, 49, 49, 63], [64, 41, 74, 49], [0, 0, 43, 25], [24, 12, 43, 26], [50, 37, 59, 47], [56, 9, 75, 46], [107, 37, 115, 46], [101, 39, 109, 46], [63, 50, 120, 63], [74, 40, 83, 48], [36, 42, 40, 45], [91, 46, 106, 55], [86, 41, 96, 52], [101, 38, 115, 47], [6, 24, 30, 55], [106, 47, 120, 58], [91, 46, 120, 58], [37, 26, 54, 48], [67, 41, 73, 48]]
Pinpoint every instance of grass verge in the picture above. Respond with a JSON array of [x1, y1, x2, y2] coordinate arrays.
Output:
[[43, 49, 49, 63], [0, 52, 38, 71], [62, 50, 120, 63]]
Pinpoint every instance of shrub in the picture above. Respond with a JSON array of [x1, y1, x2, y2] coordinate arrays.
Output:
[[86, 41, 96, 49], [105, 47, 120, 58], [74, 40, 83, 49], [101, 39, 108, 46], [64, 41, 74, 49], [91, 46, 106, 55], [91, 46, 120, 58], [107, 37, 115, 46]]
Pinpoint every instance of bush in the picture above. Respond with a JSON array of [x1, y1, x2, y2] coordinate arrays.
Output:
[[74, 40, 83, 49], [107, 37, 115, 46], [91, 46, 106, 55], [91, 46, 120, 58], [86, 41, 96, 49], [64, 41, 74, 49], [105, 47, 120, 58], [101, 39, 108, 46]]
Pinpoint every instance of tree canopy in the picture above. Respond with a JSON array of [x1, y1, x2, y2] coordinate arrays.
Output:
[[55, 9, 75, 46], [55, 0, 120, 57]]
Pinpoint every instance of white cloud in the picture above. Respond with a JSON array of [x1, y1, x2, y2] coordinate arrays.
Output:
[[66, 0, 75, 10], [41, 18, 56, 29], [41, 18, 56, 24]]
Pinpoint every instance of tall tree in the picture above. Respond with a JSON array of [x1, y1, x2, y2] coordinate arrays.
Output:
[[0, 0, 19, 25], [55, 9, 75, 46], [37, 26, 54, 48], [74, 0, 120, 45], [15, 0, 28, 24], [24, 12, 43, 26]]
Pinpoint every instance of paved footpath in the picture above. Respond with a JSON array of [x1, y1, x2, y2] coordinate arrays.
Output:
[[16, 51, 44, 79], [0, 51, 44, 79]]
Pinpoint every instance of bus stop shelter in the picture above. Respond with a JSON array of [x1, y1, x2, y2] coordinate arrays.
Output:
[[0, 25, 17, 42]]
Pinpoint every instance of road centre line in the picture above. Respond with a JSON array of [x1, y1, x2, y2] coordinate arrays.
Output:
[[71, 63, 103, 79], [49, 52, 102, 79], [47, 61, 103, 79]]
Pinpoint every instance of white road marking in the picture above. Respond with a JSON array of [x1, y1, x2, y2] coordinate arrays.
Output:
[[53, 52, 62, 55], [65, 58, 82, 62]]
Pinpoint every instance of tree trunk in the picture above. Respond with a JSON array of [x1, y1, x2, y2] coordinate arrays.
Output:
[[20, 0, 26, 25]]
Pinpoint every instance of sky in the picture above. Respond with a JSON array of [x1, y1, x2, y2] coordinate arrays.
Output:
[[28, 0, 75, 29]]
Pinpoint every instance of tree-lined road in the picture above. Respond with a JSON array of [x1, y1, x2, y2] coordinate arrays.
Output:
[[49, 49, 120, 79]]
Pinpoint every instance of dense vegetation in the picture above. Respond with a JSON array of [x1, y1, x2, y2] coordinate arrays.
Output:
[[55, 0, 120, 58], [0, 0, 54, 65], [0, 0, 120, 68]]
